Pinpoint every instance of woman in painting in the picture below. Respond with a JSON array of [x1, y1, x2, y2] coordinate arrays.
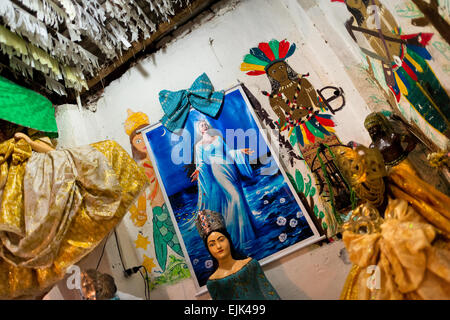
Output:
[[125, 109, 165, 227], [125, 109, 184, 272], [190, 119, 258, 252], [196, 210, 280, 300]]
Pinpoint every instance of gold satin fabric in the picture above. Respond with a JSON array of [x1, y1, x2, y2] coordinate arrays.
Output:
[[341, 160, 450, 300], [388, 159, 450, 236], [0, 139, 148, 299]]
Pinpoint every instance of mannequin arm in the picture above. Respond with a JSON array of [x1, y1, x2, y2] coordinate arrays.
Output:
[[14, 132, 55, 153]]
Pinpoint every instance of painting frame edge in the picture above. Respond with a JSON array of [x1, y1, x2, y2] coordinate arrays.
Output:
[[141, 84, 325, 296]]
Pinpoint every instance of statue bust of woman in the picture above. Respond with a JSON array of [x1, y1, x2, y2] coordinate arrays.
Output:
[[196, 210, 280, 300]]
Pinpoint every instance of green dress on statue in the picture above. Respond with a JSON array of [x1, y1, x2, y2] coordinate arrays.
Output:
[[206, 259, 281, 300]]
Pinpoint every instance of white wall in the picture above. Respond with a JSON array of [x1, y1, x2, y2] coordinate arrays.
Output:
[[51, 0, 424, 300]]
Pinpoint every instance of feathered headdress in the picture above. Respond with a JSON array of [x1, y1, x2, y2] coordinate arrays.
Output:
[[241, 39, 297, 76]]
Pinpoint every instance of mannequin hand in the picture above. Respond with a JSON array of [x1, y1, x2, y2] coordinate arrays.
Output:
[[15, 133, 55, 153], [14, 132, 32, 143]]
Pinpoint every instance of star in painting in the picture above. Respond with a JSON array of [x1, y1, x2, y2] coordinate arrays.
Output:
[[142, 255, 157, 273], [134, 234, 151, 250]]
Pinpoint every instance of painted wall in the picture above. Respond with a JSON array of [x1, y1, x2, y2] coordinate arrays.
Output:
[[49, 0, 448, 300]]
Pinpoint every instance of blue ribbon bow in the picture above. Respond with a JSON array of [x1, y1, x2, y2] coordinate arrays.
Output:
[[159, 73, 224, 132]]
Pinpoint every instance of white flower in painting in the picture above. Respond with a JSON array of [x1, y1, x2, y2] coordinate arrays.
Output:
[[290, 219, 298, 228], [279, 233, 287, 243], [280, 198, 286, 204], [264, 200, 269, 205], [277, 216, 287, 226], [296, 211, 303, 219], [256, 190, 261, 195], [193, 259, 199, 266], [205, 260, 214, 269]]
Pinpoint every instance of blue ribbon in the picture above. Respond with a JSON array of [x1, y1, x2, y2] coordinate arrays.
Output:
[[159, 73, 224, 132]]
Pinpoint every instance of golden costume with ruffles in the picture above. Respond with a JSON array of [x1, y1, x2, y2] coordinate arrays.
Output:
[[0, 138, 148, 299], [340, 160, 450, 300]]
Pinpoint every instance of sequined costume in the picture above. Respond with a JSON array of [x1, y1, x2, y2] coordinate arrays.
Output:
[[0, 138, 148, 299], [340, 160, 450, 300]]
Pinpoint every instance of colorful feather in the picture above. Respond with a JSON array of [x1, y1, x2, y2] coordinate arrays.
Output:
[[310, 117, 331, 136], [403, 56, 419, 75], [284, 43, 296, 59], [241, 62, 266, 72], [306, 120, 325, 139], [401, 33, 433, 46], [250, 47, 272, 63], [288, 126, 295, 137], [278, 40, 290, 59], [315, 113, 333, 120], [302, 123, 315, 144], [323, 125, 335, 133], [394, 71, 409, 96], [407, 45, 432, 60], [419, 33, 433, 46], [244, 54, 269, 67], [389, 83, 401, 102], [401, 61, 418, 81], [259, 42, 276, 61], [246, 71, 266, 76], [269, 39, 280, 60], [295, 126, 304, 147], [398, 68, 413, 91], [315, 115, 335, 127], [405, 52, 423, 73], [300, 124, 309, 145]]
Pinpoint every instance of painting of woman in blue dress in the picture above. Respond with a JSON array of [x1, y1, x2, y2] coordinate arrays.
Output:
[[143, 86, 321, 290], [190, 118, 258, 252]]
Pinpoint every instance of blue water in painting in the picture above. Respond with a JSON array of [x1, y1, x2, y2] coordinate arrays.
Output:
[[145, 87, 314, 288]]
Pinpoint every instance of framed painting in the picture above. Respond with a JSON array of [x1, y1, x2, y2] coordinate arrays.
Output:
[[142, 85, 324, 294]]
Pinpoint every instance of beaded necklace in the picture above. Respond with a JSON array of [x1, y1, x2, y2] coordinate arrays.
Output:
[[262, 79, 319, 131]]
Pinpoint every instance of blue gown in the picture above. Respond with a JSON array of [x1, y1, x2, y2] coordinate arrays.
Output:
[[195, 135, 257, 252], [206, 259, 281, 300]]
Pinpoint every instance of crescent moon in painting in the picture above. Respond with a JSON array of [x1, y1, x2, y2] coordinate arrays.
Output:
[[161, 128, 167, 137]]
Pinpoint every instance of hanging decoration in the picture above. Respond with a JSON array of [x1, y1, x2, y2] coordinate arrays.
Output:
[[0, 0, 193, 97]]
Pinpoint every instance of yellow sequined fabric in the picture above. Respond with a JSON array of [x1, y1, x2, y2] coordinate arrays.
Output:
[[388, 159, 450, 236], [0, 139, 148, 299], [340, 160, 450, 300], [334, 145, 387, 207], [0, 138, 31, 236]]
